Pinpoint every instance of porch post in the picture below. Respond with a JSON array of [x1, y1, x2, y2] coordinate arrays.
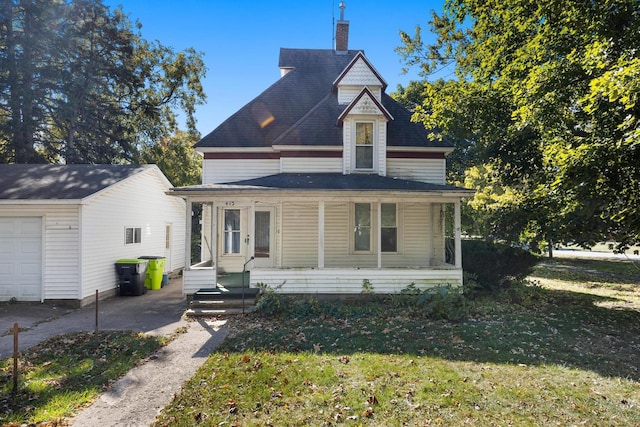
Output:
[[454, 200, 462, 268], [249, 202, 255, 259], [377, 201, 382, 269], [185, 199, 192, 269], [210, 203, 217, 268], [318, 201, 325, 269]]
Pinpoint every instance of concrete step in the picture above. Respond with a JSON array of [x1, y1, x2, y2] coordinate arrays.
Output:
[[193, 287, 261, 300], [189, 298, 257, 309], [185, 307, 254, 317]]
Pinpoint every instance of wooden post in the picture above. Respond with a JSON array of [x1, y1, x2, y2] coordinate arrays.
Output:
[[13, 323, 18, 393], [95, 290, 99, 333]]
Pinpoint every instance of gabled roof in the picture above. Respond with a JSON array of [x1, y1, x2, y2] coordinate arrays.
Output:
[[0, 164, 155, 200], [337, 87, 393, 123], [196, 49, 361, 149], [196, 48, 453, 150], [332, 51, 387, 90]]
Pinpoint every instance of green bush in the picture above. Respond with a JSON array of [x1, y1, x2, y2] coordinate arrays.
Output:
[[462, 239, 540, 294], [392, 284, 468, 320]]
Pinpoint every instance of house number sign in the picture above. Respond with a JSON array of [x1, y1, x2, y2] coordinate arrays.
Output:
[[224, 201, 235, 206]]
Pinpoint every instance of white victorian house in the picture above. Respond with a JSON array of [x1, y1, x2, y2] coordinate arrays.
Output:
[[170, 12, 473, 295]]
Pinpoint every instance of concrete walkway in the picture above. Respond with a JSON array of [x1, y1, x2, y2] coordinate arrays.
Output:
[[0, 279, 229, 426]]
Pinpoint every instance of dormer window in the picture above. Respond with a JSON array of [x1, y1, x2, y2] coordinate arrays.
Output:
[[355, 122, 374, 170]]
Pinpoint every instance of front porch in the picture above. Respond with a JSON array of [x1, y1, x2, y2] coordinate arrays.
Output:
[[172, 176, 473, 296]]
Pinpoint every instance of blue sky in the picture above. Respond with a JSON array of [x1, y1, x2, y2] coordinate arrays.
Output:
[[104, 1, 447, 135]]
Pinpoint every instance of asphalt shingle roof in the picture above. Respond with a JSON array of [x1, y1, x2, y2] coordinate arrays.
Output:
[[173, 173, 468, 193], [0, 164, 152, 200], [195, 48, 452, 150]]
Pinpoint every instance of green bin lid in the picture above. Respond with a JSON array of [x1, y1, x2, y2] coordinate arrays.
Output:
[[116, 258, 147, 264]]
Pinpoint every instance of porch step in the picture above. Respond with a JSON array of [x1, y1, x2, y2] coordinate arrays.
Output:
[[186, 287, 262, 318], [185, 307, 251, 316]]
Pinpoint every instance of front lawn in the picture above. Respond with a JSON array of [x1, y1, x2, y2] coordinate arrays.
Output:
[[0, 331, 165, 425], [154, 258, 640, 426]]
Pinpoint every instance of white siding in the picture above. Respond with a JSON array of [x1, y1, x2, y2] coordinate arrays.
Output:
[[0, 205, 80, 300], [342, 120, 352, 174], [203, 159, 279, 184], [387, 159, 446, 184], [338, 86, 382, 104], [324, 202, 349, 267], [251, 267, 462, 293], [281, 202, 317, 267], [280, 157, 342, 173], [382, 202, 430, 268], [81, 169, 185, 300], [377, 120, 387, 176]]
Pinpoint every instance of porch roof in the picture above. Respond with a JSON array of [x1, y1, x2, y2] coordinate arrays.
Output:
[[170, 173, 474, 197]]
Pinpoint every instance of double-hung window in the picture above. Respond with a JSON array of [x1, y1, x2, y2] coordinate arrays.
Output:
[[224, 209, 241, 254], [381, 203, 397, 253], [352, 203, 398, 253], [355, 122, 374, 170]]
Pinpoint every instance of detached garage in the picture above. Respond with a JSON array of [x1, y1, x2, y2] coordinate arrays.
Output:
[[0, 164, 186, 305]]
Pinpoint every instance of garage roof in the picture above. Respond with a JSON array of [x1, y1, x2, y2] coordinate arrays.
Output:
[[0, 164, 153, 200]]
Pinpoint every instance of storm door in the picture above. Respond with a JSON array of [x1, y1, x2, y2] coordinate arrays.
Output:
[[253, 208, 274, 267]]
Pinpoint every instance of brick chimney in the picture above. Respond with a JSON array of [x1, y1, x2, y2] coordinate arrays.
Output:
[[335, 2, 349, 52]]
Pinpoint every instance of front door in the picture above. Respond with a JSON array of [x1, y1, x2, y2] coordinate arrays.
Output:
[[253, 208, 274, 267]]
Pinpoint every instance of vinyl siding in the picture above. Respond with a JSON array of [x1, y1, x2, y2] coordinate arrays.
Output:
[[81, 169, 185, 299], [324, 202, 349, 266], [43, 208, 81, 300], [251, 267, 462, 293], [338, 86, 382, 104], [203, 159, 279, 184], [280, 157, 342, 173], [281, 202, 317, 267], [386, 159, 446, 184]]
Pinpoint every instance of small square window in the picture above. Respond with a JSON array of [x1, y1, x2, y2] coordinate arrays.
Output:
[[125, 227, 142, 245]]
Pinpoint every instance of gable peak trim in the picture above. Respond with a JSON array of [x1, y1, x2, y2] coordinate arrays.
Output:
[[332, 51, 387, 90], [337, 87, 394, 124]]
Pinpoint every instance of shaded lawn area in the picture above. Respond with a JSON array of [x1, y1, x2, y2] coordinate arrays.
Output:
[[0, 331, 165, 426], [154, 277, 640, 426]]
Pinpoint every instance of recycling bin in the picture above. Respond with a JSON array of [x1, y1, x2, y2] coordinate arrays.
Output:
[[115, 259, 148, 296], [139, 256, 166, 290]]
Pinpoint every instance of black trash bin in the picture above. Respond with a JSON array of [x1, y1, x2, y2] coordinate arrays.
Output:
[[115, 259, 148, 296]]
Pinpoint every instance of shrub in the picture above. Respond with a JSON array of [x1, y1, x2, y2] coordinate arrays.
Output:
[[393, 284, 468, 320], [462, 239, 540, 294]]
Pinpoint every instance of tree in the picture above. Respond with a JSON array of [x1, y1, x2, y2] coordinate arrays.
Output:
[[0, 0, 206, 164], [396, 0, 640, 252], [139, 130, 201, 187]]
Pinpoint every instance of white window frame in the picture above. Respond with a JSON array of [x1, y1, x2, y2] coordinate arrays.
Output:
[[381, 203, 398, 253], [352, 202, 372, 253], [124, 226, 142, 245], [353, 121, 376, 172], [223, 208, 241, 255]]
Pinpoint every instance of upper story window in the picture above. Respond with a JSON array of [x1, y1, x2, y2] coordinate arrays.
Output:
[[355, 122, 374, 170]]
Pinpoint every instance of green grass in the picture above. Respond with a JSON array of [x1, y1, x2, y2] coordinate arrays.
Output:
[[154, 257, 640, 426], [0, 330, 164, 425]]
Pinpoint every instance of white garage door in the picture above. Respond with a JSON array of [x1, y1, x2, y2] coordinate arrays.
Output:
[[0, 217, 42, 301]]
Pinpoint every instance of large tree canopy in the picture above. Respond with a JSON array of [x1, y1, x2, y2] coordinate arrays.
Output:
[[396, 0, 640, 251], [0, 0, 206, 164]]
